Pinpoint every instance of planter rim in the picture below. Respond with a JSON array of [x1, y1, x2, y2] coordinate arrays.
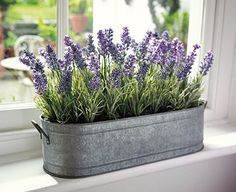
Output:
[[40, 102, 205, 127]]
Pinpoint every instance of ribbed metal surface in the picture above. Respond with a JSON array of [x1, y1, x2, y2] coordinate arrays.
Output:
[[41, 105, 204, 178]]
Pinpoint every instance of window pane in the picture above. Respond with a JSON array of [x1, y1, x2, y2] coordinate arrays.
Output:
[[69, 0, 93, 46], [148, 0, 190, 46], [0, 0, 56, 105], [94, 0, 189, 45]]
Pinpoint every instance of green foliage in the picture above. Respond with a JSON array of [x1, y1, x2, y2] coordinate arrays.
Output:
[[78, 0, 87, 14], [0, 0, 16, 8], [37, 19, 88, 47], [5, 3, 56, 23], [84, 0, 93, 32], [38, 19, 56, 43], [148, 0, 189, 45], [35, 59, 204, 124], [16, 0, 38, 5], [70, 0, 88, 14], [157, 0, 180, 15], [162, 11, 189, 46], [4, 31, 17, 48]]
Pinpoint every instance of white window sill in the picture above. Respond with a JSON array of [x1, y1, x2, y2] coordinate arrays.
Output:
[[1, 121, 236, 192]]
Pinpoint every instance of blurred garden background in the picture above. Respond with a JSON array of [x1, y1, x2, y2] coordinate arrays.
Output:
[[0, 0, 93, 104]]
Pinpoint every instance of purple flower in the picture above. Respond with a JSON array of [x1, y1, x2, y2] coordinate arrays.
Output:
[[97, 30, 106, 55], [124, 54, 136, 78], [121, 27, 132, 50], [158, 38, 184, 79], [136, 31, 154, 60], [39, 45, 59, 70], [19, 53, 31, 68], [97, 28, 114, 56], [143, 31, 153, 45], [64, 35, 86, 69], [177, 44, 201, 80], [152, 32, 159, 39], [149, 31, 171, 65], [20, 50, 47, 95], [74, 44, 86, 69], [89, 74, 101, 91], [150, 39, 161, 64], [87, 35, 96, 54], [200, 50, 214, 75], [63, 47, 74, 67], [20, 51, 44, 74], [136, 62, 150, 83], [176, 39, 186, 63], [110, 68, 122, 88], [160, 38, 184, 78], [87, 50, 101, 91], [136, 42, 147, 60], [130, 39, 138, 52], [58, 68, 72, 95], [109, 43, 125, 65], [64, 35, 74, 48], [105, 28, 114, 46], [88, 52, 100, 75], [159, 39, 169, 65], [32, 72, 47, 95], [162, 31, 169, 41]]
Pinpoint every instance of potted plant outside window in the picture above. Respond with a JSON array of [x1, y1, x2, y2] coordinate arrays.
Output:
[[20, 27, 213, 178], [70, 0, 88, 34]]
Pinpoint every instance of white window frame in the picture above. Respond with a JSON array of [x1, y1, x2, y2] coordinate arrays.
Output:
[[192, 0, 236, 123], [0, 0, 235, 161]]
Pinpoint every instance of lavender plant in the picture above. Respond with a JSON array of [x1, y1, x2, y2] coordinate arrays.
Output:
[[20, 28, 214, 124]]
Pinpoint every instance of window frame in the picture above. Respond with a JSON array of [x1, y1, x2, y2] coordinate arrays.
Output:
[[0, 0, 235, 160]]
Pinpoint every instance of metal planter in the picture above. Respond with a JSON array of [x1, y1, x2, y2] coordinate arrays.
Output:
[[33, 104, 204, 178]]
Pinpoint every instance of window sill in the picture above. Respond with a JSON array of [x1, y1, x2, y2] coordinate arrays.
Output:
[[1, 121, 236, 192]]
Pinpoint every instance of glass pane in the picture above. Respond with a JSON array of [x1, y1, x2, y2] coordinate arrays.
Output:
[[69, 0, 93, 47], [93, 0, 189, 45], [0, 0, 56, 105], [148, 0, 190, 46]]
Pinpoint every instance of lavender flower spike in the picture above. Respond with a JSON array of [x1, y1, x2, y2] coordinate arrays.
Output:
[[39, 44, 59, 70], [64, 47, 74, 66], [32, 72, 47, 95], [64, 34, 74, 47], [136, 62, 150, 83], [162, 31, 170, 41], [88, 52, 101, 90], [88, 52, 100, 74], [177, 44, 201, 80], [110, 68, 122, 88], [87, 35, 96, 53], [20, 50, 47, 95], [121, 27, 132, 50], [89, 75, 101, 91], [124, 54, 136, 78], [200, 50, 214, 76], [58, 68, 72, 95], [64, 35, 86, 69]]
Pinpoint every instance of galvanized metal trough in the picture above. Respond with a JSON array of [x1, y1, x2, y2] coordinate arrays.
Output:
[[32, 104, 204, 178]]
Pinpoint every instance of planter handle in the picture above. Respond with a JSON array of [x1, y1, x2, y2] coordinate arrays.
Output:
[[31, 120, 50, 145]]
